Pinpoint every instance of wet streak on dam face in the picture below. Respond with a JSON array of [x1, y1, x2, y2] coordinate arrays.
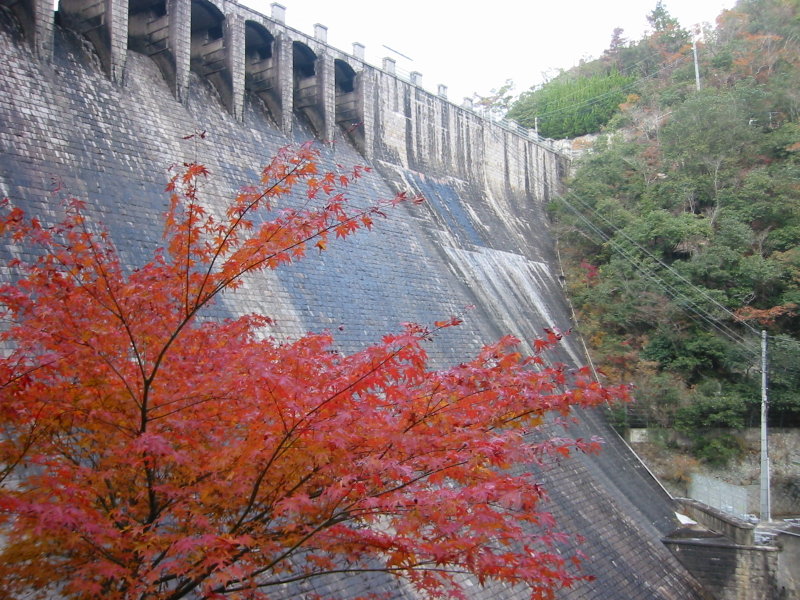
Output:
[[0, 0, 707, 597]]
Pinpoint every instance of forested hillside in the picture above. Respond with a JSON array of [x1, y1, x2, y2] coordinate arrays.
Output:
[[511, 0, 800, 467]]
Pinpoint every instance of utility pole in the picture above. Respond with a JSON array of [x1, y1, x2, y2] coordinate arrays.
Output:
[[760, 330, 771, 522], [692, 38, 701, 91]]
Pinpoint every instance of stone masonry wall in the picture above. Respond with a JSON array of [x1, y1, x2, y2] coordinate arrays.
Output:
[[665, 538, 781, 600]]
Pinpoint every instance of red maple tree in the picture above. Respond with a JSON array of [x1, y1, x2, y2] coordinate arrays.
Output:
[[0, 143, 628, 600]]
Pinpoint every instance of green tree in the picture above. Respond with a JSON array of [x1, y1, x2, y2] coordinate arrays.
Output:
[[646, 1, 691, 59], [660, 87, 760, 203]]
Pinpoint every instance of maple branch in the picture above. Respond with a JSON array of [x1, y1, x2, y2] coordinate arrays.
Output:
[[363, 457, 472, 503], [295, 336, 420, 428], [144, 464, 160, 526], [146, 392, 229, 421], [265, 381, 290, 434], [135, 184, 407, 441], [232, 465, 318, 535], [69, 207, 150, 389], [221, 563, 472, 594], [30, 245, 145, 408], [8, 276, 145, 413], [223, 381, 323, 534], [238, 520, 348, 586], [0, 353, 66, 391], [0, 416, 44, 486], [73, 338, 144, 414], [182, 195, 196, 318], [206, 202, 388, 300], [224, 457, 476, 594], [192, 155, 313, 308], [224, 333, 430, 536]]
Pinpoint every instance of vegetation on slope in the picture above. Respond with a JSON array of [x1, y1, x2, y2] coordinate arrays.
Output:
[[514, 0, 800, 465]]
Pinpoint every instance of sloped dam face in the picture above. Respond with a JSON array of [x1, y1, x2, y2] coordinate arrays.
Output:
[[0, 5, 706, 598]]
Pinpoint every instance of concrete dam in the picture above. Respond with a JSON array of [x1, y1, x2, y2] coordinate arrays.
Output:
[[0, 0, 711, 597]]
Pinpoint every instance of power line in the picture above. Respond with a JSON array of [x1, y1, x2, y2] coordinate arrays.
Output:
[[521, 133, 770, 352], [567, 190, 759, 336], [555, 173, 800, 386], [552, 189, 761, 360]]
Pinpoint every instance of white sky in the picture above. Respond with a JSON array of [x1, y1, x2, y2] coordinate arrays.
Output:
[[241, 0, 736, 102]]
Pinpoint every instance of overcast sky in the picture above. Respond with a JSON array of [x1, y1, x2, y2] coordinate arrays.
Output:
[[241, 0, 736, 102]]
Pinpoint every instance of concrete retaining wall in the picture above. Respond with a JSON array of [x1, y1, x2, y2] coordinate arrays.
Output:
[[664, 537, 780, 600], [668, 499, 800, 599]]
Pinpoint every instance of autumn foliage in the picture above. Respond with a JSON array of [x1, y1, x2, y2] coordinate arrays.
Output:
[[0, 143, 627, 600]]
